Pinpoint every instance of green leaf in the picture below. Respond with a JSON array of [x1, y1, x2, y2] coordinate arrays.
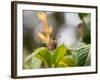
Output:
[[24, 47, 47, 63], [85, 49, 91, 66], [52, 44, 68, 65], [77, 44, 90, 66], [57, 55, 76, 67], [24, 47, 50, 69], [35, 47, 52, 68], [79, 13, 88, 19], [24, 57, 42, 69]]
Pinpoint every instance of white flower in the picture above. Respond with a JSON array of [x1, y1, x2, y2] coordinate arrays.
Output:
[[57, 13, 82, 49]]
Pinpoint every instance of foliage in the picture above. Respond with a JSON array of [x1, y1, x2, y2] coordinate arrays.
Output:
[[76, 44, 90, 66], [79, 13, 91, 44], [24, 44, 90, 69]]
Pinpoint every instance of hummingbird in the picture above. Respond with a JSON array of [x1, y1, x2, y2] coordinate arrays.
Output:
[[47, 35, 57, 50]]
